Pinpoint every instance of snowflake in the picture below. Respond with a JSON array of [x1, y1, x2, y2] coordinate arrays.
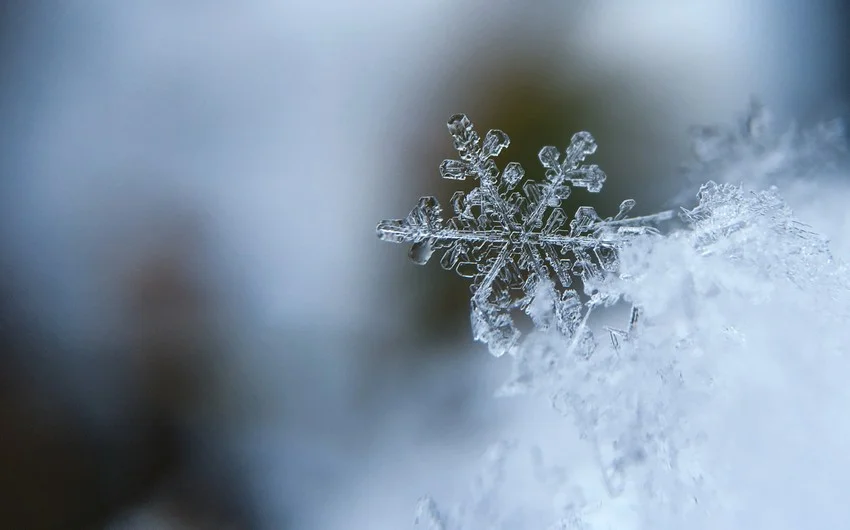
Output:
[[377, 114, 673, 356]]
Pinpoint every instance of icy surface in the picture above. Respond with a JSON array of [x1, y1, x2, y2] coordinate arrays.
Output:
[[377, 114, 673, 357]]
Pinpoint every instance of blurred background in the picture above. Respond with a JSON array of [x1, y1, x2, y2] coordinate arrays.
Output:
[[0, 1, 847, 528]]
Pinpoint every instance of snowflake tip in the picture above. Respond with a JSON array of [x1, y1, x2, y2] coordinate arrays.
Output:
[[503, 161, 525, 188], [376, 196, 443, 251], [447, 113, 479, 154], [440, 159, 468, 180], [615, 199, 636, 220], [580, 166, 606, 193], [376, 219, 408, 243], [406, 196, 443, 228], [481, 128, 510, 158], [566, 131, 598, 163], [538, 145, 561, 169]]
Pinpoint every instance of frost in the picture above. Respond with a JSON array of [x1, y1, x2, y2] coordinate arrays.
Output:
[[377, 114, 673, 357], [378, 109, 850, 529], [681, 181, 832, 275], [487, 176, 848, 529]]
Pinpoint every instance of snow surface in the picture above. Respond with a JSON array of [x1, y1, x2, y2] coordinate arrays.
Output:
[[395, 111, 850, 530]]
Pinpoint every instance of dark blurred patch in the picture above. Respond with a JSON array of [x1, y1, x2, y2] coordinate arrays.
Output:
[[0, 212, 253, 529]]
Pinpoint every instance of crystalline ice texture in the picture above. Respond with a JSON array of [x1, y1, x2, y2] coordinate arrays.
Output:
[[377, 114, 673, 356]]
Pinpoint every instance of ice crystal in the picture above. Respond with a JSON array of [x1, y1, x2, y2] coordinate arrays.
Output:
[[483, 176, 847, 530], [383, 106, 850, 530], [377, 114, 673, 356]]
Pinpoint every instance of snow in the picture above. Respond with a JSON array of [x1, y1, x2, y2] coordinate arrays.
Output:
[[382, 108, 850, 529]]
